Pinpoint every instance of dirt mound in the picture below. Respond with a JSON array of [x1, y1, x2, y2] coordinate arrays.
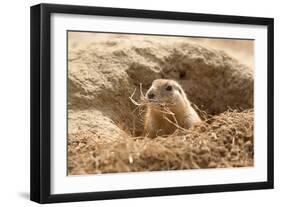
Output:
[[67, 33, 254, 175], [68, 110, 253, 175]]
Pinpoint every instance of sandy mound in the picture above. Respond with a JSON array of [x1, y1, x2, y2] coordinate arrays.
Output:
[[67, 33, 254, 175], [68, 110, 253, 175]]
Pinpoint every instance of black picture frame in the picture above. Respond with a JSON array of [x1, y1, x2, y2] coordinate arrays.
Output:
[[30, 3, 274, 204]]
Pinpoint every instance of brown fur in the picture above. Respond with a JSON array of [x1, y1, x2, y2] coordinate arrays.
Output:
[[144, 79, 201, 137]]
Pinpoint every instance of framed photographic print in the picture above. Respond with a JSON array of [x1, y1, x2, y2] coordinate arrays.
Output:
[[30, 3, 274, 203]]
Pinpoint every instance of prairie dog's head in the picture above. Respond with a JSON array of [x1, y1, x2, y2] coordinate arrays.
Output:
[[145, 79, 187, 108]]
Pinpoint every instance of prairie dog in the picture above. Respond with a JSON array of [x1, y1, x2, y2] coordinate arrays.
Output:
[[144, 79, 201, 138]]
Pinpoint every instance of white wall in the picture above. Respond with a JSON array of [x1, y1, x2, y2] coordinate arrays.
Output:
[[0, 0, 279, 206]]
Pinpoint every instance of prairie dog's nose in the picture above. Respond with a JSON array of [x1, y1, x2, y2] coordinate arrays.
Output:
[[147, 92, 155, 99]]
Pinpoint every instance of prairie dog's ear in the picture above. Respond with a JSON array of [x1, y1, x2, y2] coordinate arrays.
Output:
[[173, 82, 184, 94]]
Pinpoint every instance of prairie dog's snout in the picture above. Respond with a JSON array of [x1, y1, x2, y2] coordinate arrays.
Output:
[[144, 79, 202, 138], [146, 90, 155, 100]]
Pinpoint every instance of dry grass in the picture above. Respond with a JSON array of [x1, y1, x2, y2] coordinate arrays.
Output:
[[68, 110, 254, 175]]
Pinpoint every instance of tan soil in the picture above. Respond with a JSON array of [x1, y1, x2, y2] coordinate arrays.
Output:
[[67, 32, 254, 175]]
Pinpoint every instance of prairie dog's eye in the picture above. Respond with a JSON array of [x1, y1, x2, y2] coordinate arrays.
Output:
[[166, 85, 172, 91]]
